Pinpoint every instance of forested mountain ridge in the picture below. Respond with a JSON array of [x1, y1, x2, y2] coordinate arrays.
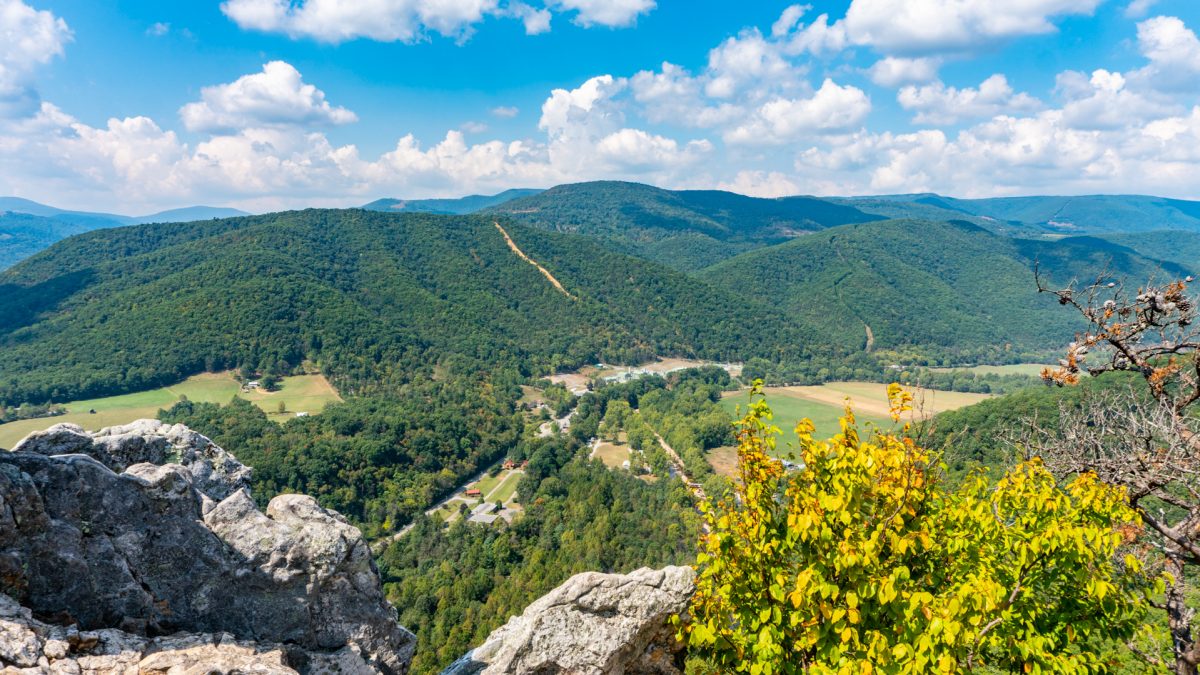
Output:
[[0, 209, 816, 406], [363, 188, 541, 214], [0, 212, 100, 270], [1089, 230, 1200, 271], [484, 180, 884, 270], [838, 192, 1200, 234], [0, 197, 250, 269], [701, 218, 1194, 358]]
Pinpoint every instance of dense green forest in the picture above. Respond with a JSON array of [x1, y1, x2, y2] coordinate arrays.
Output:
[[485, 181, 882, 269], [0, 212, 100, 270], [0, 209, 817, 406], [378, 450, 700, 673], [1091, 230, 1200, 271], [159, 373, 524, 535], [701, 218, 1192, 359]]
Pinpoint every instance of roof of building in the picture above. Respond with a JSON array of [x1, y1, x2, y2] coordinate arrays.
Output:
[[472, 502, 499, 515], [468, 513, 500, 525]]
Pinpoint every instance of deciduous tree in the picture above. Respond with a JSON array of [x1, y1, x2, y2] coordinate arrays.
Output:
[[684, 383, 1150, 673]]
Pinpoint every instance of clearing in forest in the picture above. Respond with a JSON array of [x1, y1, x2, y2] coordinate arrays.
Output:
[[0, 372, 341, 448]]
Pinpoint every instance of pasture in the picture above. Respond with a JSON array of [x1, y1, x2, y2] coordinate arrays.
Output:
[[719, 381, 990, 453], [0, 372, 341, 448]]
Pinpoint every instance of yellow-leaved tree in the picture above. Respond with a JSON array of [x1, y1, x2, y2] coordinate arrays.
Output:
[[681, 383, 1156, 674]]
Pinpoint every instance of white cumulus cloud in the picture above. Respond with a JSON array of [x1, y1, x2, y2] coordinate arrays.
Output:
[[898, 75, 1041, 125], [549, 0, 654, 27], [841, 0, 1105, 54], [221, 0, 652, 43], [0, 0, 72, 118], [221, 0, 501, 43], [179, 61, 358, 133], [726, 79, 871, 144], [867, 56, 941, 87]]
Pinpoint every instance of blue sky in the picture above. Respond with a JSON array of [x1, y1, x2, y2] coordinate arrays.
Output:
[[2, 0, 1200, 213]]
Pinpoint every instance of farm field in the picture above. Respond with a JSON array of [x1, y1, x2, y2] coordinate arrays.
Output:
[[720, 381, 990, 449], [0, 372, 341, 448], [927, 363, 1053, 377]]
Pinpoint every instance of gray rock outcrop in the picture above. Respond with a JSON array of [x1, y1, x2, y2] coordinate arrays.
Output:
[[0, 592, 373, 674], [0, 420, 415, 674], [13, 420, 252, 501], [442, 566, 695, 675]]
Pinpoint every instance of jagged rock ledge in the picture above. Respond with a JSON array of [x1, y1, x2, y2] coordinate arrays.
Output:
[[0, 592, 371, 674], [0, 420, 416, 674], [442, 566, 695, 675]]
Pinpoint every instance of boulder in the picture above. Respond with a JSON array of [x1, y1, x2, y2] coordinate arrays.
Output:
[[442, 566, 695, 675], [0, 420, 415, 674]]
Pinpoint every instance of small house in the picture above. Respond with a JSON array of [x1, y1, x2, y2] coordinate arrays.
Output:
[[465, 488, 483, 498]]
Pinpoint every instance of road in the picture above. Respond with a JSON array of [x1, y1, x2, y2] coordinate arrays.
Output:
[[371, 465, 524, 551], [654, 432, 706, 501]]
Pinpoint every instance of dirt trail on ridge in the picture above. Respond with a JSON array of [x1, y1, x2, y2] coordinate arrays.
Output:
[[493, 221, 576, 300]]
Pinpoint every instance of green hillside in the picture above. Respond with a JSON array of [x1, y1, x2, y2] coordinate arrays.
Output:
[[485, 181, 882, 270], [0, 213, 99, 270], [0, 209, 814, 406], [0, 199, 249, 270], [701, 218, 1192, 358], [1088, 230, 1200, 270]]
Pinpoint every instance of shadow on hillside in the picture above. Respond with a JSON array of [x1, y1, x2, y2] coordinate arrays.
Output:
[[0, 269, 95, 337]]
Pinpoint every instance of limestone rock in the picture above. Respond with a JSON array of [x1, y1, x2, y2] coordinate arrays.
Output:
[[13, 420, 251, 500], [1, 420, 415, 674], [0, 591, 371, 674], [442, 566, 695, 675]]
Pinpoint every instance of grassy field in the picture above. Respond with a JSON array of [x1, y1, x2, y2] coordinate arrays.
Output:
[[707, 445, 738, 478], [489, 472, 522, 504], [721, 390, 893, 451], [0, 372, 340, 449], [593, 440, 632, 469], [928, 363, 1053, 377], [240, 375, 342, 422], [719, 381, 989, 453]]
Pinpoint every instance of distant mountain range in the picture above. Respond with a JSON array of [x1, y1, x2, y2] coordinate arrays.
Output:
[[701, 218, 1197, 353], [834, 193, 1200, 235], [0, 197, 250, 269], [0, 210, 813, 405], [483, 181, 885, 269], [3, 203, 1195, 405], [361, 189, 542, 215], [7, 182, 1200, 275]]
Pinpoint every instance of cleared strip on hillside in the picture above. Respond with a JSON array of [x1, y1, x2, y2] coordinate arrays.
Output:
[[493, 221, 576, 300]]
